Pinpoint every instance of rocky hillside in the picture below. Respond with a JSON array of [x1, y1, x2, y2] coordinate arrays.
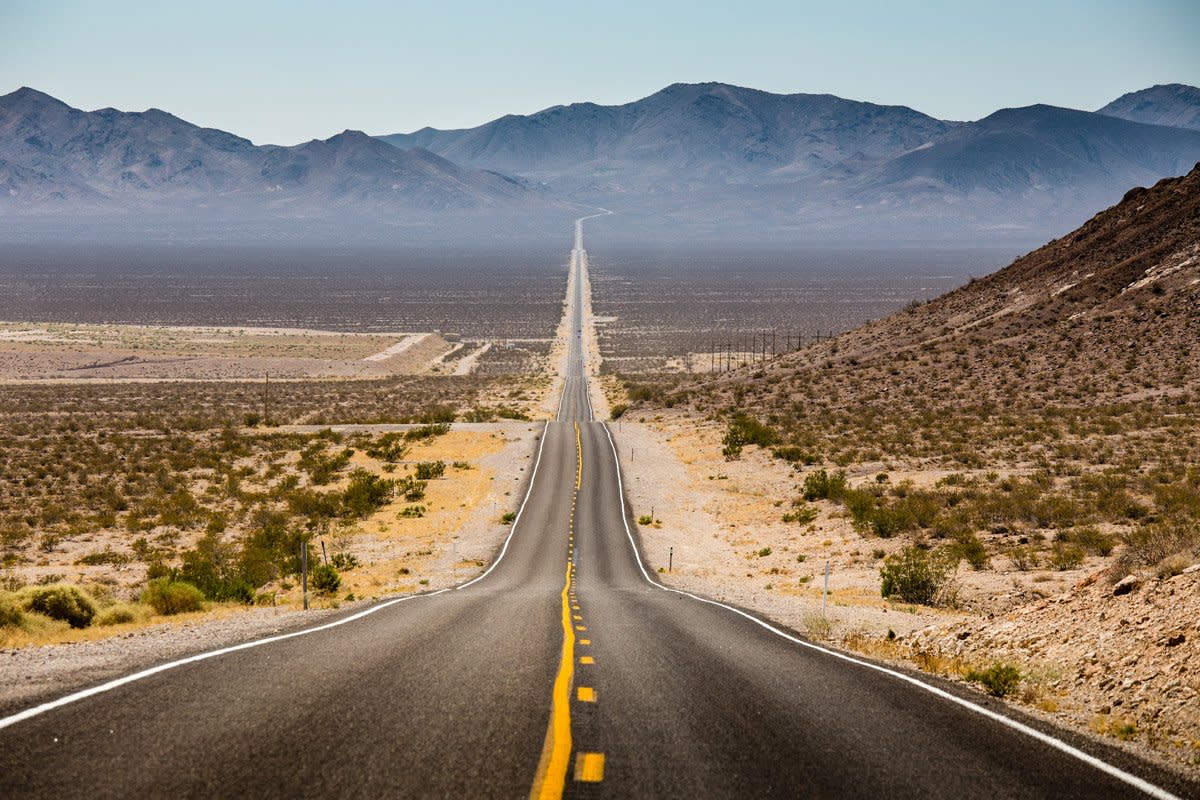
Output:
[[695, 161, 1200, 412]]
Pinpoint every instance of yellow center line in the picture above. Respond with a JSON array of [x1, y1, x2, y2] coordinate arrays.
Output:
[[529, 421, 586, 800], [529, 560, 575, 800]]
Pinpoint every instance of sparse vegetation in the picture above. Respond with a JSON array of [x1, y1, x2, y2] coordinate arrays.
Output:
[[964, 663, 1022, 698], [141, 579, 205, 615], [879, 546, 954, 606]]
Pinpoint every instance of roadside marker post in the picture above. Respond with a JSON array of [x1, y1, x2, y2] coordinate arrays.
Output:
[[669, 547, 673, 573], [822, 560, 830, 616], [302, 542, 309, 611]]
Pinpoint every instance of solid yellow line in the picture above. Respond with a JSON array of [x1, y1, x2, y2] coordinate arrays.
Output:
[[528, 560, 575, 800], [574, 752, 605, 783]]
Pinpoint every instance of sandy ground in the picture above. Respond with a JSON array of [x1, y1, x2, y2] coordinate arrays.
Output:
[[610, 413, 968, 640], [316, 423, 542, 600], [0, 321, 497, 381]]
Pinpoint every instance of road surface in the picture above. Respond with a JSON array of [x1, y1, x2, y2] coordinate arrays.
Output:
[[0, 218, 1194, 799]]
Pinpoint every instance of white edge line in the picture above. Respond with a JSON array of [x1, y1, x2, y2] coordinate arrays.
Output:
[[598, 423, 1180, 800], [0, 420, 553, 732]]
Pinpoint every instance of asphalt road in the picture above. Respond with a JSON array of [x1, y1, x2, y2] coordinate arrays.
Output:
[[0, 220, 1195, 799]]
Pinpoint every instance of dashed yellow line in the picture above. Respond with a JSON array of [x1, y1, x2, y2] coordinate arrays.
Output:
[[579, 655, 594, 665], [574, 752, 605, 783], [528, 563, 575, 799], [577, 686, 596, 703]]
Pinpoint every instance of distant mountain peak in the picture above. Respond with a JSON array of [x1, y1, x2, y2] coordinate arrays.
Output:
[[1098, 84, 1200, 132]]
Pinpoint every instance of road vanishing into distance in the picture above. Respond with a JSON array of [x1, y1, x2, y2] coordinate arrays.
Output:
[[0, 218, 1195, 800]]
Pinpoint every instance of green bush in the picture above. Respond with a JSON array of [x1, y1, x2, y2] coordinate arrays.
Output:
[[330, 552, 359, 571], [0, 592, 25, 628], [964, 663, 1022, 697], [1048, 541, 1085, 571], [17, 583, 97, 628], [951, 533, 990, 570], [782, 501, 819, 525], [405, 422, 451, 441], [341, 470, 395, 517], [772, 445, 817, 464], [365, 432, 409, 463], [414, 461, 446, 480], [879, 546, 953, 606], [609, 404, 628, 420], [141, 579, 205, 615], [178, 532, 255, 603], [311, 563, 341, 594], [803, 470, 847, 502], [396, 476, 427, 503], [96, 602, 148, 626], [722, 412, 776, 460]]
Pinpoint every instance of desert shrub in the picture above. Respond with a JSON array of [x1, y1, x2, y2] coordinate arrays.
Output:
[[880, 546, 954, 606], [17, 583, 97, 628], [637, 514, 654, 525], [1007, 545, 1038, 571], [405, 422, 451, 441], [396, 476, 427, 503], [178, 532, 255, 603], [782, 501, 818, 525], [772, 445, 817, 465], [1066, 526, 1116, 556], [950, 532, 990, 570], [1048, 541, 1085, 571], [365, 433, 409, 463], [722, 412, 776, 460], [803, 470, 847, 502], [310, 563, 341, 594], [964, 663, 1022, 697], [399, 505, 425, 518], [1114, 521, 1199, 576], [609, 404, 628, 420], [141, 579, 204, 615], [96, 602, 149, 626], [341, 470, 395, 517], [299, 443, 353, 485], [495, 406, 530, 421], [0, 592, 25, 628], [500, 511, 517, 525], [76, 547, 132, 566], [414, 461, 446, 480], [330, 552, 359, 571]]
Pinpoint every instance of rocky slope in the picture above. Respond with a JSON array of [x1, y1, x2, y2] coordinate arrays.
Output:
[[694, 161, 1200, 410]]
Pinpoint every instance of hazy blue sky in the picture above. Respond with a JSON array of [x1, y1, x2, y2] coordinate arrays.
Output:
[[2, 0, 1197, 145]]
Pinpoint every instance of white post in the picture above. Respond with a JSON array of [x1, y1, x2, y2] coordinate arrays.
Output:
[[822, 560, 830, 616]]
